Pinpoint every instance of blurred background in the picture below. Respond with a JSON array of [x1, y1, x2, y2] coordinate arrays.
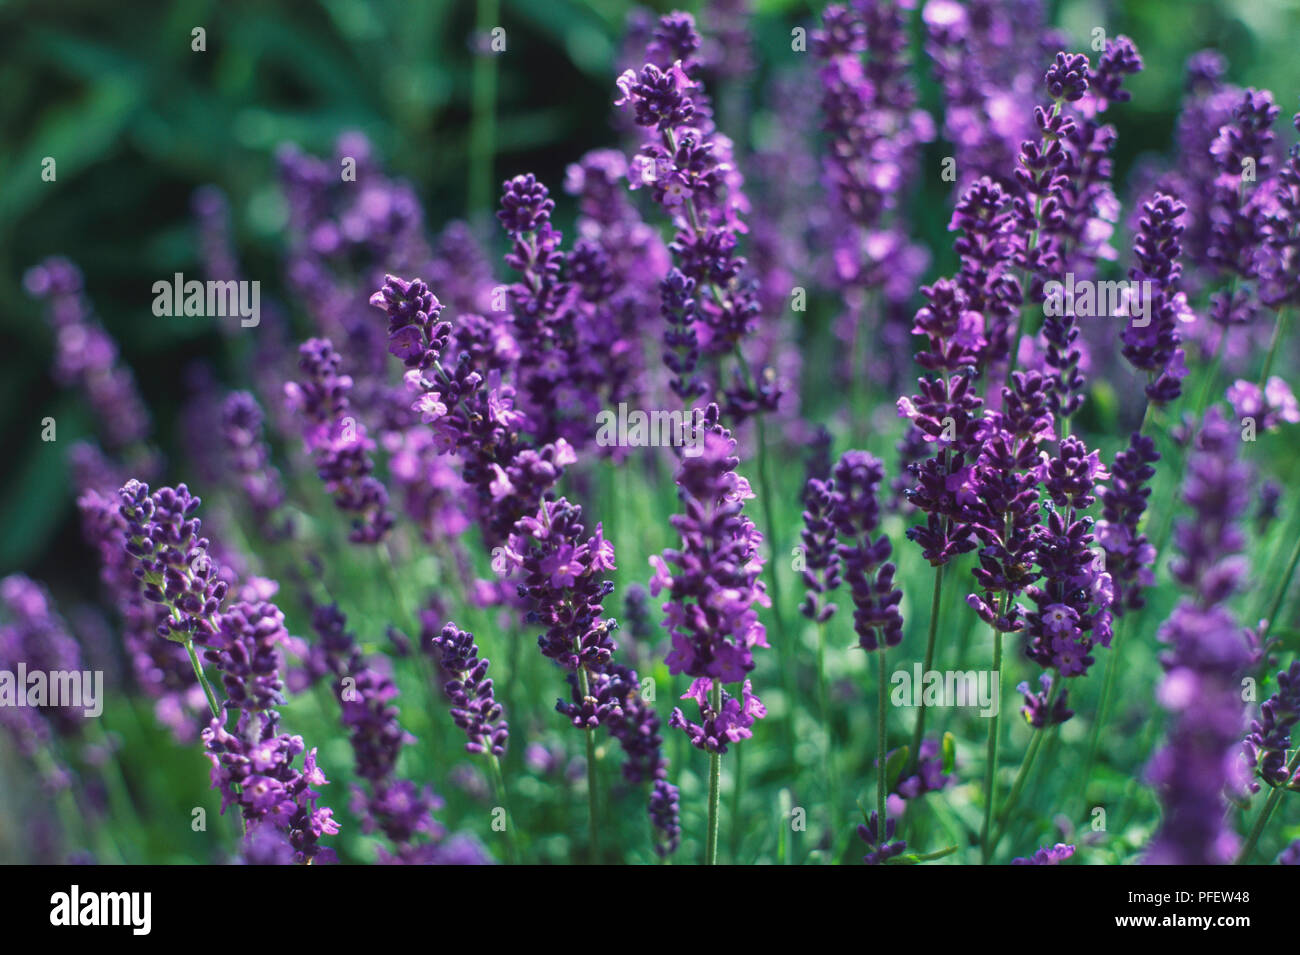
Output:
[[3, 0, 1298, 591]]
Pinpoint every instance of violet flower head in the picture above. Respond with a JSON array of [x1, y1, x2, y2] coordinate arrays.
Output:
[[200, 593, 341, 864], [1044, 53, 1090, 103], [1122, 193, 1190, 404], [25, 256, 152, 452], [1226, 377, 1300, 432], [669, 677, 766, 755], [964, 373, 1053, 634], [1088, 35, 1143, 111], [798, 470, 841, 624], [1097, 432, 1160, 616], [618, 14, 767, 418], [1017, 673, 1074, 729], [508, 498, 618, 673], [1022, 436, 1113, 684], [891, 737, 952, 804], [830, 451, 904, 651], [898, 278, 986, 566], [284, 338, 393, 544], [220, 392, 289, 535], [428, 623, 508, 757], [650, 778, 683, 857], [1145, 408, 1253, 865], [307, 602, 445, 856], [117, 480, 228, 643], [369, 273, 450, 371], [857, 810, 905, 865], [1243, 660, 1300, 793], [1205, 89, 1281, 286], [0, 575, 86, 739], [651, 409, 770, 682]]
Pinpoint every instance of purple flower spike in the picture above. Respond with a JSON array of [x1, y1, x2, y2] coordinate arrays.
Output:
[[1243, 660, 1300, 792], [669, 677, 766, 754], [428, 623, 508, 757], [284, 338, 393, 544], [369, 273, 449, 371], [857, 810, 906, 865], [117, 480, 227, 643], [220, 392, 289, 536], [830, 451, 904, 651], [1044, 53, 1090, 103], [1145, 409, 1253, 865], [652, 408, 770, 683]]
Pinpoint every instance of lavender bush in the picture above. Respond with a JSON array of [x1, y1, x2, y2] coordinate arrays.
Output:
[[6, 1, 1300, 869]]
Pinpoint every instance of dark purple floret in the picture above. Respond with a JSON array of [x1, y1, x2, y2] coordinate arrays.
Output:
[[1044, 52, 1090, 103], [198, 592, 341, 865], [1098, 433, 1160, 616], [0, 575, 86, 739], [1089, 36, 1142, 109], [427, 623, 508, 757], [830, 451, 904, 650], [651, 411, 769, 682], [669, 677, 766, 754], [857, 810, 905, 865], [1122, 192, 1189, 404], [1023, 437, 1113, 682], [369, 273, 450, 371], [284, 338, 393, 544], [1243, 660, 1300, 792], [117, 480, 227, 643], [306, 602, 446, 856], [1017, 673, 1074, 729], [649, 778, 682, 857]]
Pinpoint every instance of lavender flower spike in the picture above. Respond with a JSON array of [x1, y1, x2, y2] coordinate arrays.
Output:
[[428, 623, 508, 757], [1144, 408, 1253, 865]]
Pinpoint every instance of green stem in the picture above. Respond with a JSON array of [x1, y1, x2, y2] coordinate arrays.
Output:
[[1079, 614, 1131, 815], [730, 741, 744, 861], [908, 564, 945, 771], [876, 649, 888, 827], [706, 679, 723, 865], [86, 722, 149, 861], [185, 639, 221, 720], [1234, 748, 1300, 864], [1193, 320, 1229, 415], [991, 672, 1061, 853], [816, 620, 841, 843], [980, 611, 1005, 864], [1259, 530, 1300, 644], [577, 663, 600, 863], [1258, 305, 1289, 390], [485, 753, 519, 865]]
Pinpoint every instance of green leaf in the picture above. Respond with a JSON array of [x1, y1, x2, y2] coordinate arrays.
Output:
[[884, 745, 910, 791], [942, 732, 956, 774]]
